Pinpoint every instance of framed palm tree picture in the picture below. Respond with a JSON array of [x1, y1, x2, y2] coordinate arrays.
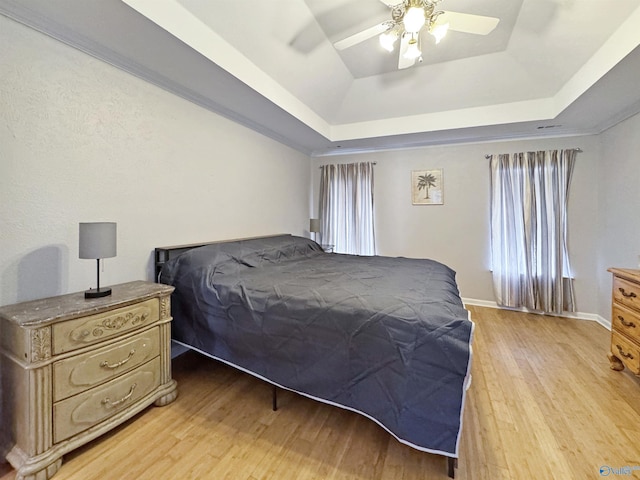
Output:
[[412, 169, 443, 205]]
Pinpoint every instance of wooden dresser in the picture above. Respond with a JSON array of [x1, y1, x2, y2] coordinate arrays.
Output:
[[607, 268, 640, 376], [0, 281, 177, 480]]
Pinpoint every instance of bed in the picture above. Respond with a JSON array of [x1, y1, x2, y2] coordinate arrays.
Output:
[[155, 234, 474, 477]]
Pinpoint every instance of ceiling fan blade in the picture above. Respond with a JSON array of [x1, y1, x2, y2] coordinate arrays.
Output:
[[437, 11, 500, 35], [398, 34, 417, 70], [334, 22, 390, 50]]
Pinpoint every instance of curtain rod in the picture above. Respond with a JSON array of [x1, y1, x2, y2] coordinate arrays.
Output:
[[484, 148, 582, 159], [319, 162, 377, 168]]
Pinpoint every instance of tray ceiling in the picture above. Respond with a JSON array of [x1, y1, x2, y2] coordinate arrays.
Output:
[[2, 0, 640, 156]]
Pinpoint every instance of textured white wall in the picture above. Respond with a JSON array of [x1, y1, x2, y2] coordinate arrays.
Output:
[[597, 112, 640, 318], [0, 17, 311, 306], [313, 136, 602, 316]]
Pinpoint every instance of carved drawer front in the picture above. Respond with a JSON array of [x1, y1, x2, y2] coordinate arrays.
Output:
[[612, 304, 640, 343], [53, 328, 160, 402], [612, 277, 640, 313], [52, 299, 159, 354], [611, 332, 640, 375], [53, 356, 160, 443]]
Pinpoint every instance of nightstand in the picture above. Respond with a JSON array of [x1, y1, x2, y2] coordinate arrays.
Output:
[[607, 268, 640, 376], [0, 281, 177, 480]]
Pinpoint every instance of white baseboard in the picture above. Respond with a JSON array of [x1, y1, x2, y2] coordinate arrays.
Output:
[[462, 297, 611, 331], [461, 298, 497, 309]]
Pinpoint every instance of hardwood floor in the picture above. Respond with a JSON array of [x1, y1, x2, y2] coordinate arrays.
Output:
[[2, 306, 639, 479]]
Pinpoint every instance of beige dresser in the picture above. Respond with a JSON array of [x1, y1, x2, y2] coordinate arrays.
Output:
[[607, 268, 640, 376], [0, 281, 177, 480]]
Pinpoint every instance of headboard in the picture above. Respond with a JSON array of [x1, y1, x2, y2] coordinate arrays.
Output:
[[154, 234, 290, 281]]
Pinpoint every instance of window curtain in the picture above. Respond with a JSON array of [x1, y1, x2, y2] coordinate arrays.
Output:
[[489, 149, 576, 314], [319, 162, 376, 256]]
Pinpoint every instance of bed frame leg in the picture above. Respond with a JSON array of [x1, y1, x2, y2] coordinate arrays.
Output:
[[272, 385, 278, 411], [447, 457, 457, 478]]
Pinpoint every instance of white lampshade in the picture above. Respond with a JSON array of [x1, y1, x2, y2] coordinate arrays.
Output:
[[309, 218, 321, 233], [403, 38, 422, 60], [79, 222, 117, 259], [431, 23, 449, 44], [379, 30, 398, 52]]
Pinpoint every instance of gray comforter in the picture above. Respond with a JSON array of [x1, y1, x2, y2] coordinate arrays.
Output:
[[160, 235, 473, 457]]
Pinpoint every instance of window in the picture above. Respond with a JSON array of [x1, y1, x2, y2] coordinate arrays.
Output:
[[319, 162, 376, 255], [489, 150, 577, 314]]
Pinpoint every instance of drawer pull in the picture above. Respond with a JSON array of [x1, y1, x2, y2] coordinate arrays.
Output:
[[616, 345, 635, 360], [618, 288, 637, 299], [102, 383, 137, 409], [617, 316, 637, 328], [100, 349, 136, 369]]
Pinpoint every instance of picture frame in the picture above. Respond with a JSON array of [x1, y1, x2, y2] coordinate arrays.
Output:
[[412, 169, 444, 205]]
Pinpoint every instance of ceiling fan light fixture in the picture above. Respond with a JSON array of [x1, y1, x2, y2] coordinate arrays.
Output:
[[431, 22, 449, 44], [403, 37, 422, 60], [332, 0, 500, 71], [403, 6, 426, 33], [379, 29, 398, 52]]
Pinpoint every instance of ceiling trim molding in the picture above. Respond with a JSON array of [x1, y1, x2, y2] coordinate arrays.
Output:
[[122, 0, 332, 140], [330, 98, 558, 141], [588, 100, 640, 137], [311, 129, 596, 158]]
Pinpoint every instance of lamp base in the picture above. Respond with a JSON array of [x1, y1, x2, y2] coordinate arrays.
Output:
[[84, 287, 112, 299]]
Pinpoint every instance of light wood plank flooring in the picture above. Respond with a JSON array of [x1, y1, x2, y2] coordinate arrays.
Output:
[[2, 306, 639, 479]]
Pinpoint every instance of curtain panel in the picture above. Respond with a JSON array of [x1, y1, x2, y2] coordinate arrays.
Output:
[[489, 149, 577, 314], [319, 162, 376, 256]]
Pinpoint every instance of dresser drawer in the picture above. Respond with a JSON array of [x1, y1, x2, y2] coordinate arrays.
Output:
[[52, 299, 159, 354], [53, 356, 160, 443], [612, 304, 640, 343], [611, 332, 640, 375], [53, 328, 160, 402], [612, 276, 640, 313]]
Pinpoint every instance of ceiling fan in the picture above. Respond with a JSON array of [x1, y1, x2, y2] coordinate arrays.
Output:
[[334, 0, 500, 70]]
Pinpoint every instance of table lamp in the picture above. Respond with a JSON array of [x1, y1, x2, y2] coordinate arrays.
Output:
[[310, 218, 321, 243], [79, 222, 117, 298]]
